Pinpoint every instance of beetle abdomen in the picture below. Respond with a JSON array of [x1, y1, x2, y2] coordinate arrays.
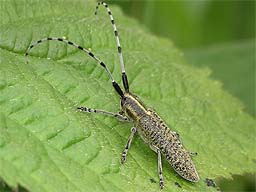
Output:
[[136, 110, 200, 182], [164, 142, 200, 182]]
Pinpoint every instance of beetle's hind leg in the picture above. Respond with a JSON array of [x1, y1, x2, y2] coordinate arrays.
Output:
[[157, 148, 164, 189], [121, 127, 136, 163], [189, 151, 198, 157], [150, 145, 164, 189], [77, 106, 131, 122]]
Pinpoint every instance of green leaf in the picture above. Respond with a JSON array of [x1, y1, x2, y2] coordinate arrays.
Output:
[[0, 0, 255, 191], [184, 39, 256, 117]]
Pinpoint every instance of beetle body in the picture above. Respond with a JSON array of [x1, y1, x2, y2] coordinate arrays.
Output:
[[122, 92, 200, 182]]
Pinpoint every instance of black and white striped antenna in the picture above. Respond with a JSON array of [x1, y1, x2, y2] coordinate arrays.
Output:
[[95, 2, 129, 92], [25, 37, 124, 97]]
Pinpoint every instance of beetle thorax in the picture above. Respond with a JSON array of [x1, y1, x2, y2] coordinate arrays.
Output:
[[121, 93, 147, 121]]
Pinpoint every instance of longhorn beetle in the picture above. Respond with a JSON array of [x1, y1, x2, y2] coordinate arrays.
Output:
[[25, 1, 200, 189]]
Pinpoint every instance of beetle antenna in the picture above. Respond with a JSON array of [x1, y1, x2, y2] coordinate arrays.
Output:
[[95, 1, 129, 92], [25, 37, 124, 97]]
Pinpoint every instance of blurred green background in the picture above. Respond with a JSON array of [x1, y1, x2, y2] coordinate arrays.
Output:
[[111, 0, 254, 48], [109, 0, 255, 191]]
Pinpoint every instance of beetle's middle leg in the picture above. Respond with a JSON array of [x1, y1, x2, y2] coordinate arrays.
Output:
[[121, 127, 137, 163]]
